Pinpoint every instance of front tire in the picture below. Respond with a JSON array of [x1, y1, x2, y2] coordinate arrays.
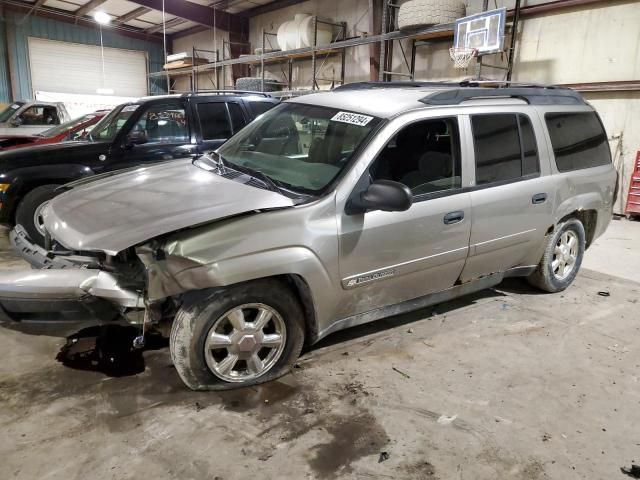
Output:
[[170, 279, 305, 390], [527, 218, 586, 293], [14, 184, 61, 247]]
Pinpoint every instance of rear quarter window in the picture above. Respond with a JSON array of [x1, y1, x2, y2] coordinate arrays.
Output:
[[248, 101, 277, 118], [544, 111, 611, 172]]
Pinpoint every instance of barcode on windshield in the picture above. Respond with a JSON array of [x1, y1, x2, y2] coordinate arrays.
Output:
[[331, 111, 373, 127]]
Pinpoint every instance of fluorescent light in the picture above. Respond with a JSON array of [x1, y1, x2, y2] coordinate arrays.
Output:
[[96, 88, 114, 95], [93, 11, 111, 25]]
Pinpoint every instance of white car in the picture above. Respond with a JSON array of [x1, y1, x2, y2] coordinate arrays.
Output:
[[0, 101, 71, 136]]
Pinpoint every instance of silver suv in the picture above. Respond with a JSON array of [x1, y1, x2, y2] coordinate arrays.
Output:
[[0, 82, 617, 390]]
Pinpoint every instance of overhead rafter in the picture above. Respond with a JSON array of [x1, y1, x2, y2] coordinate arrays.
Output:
[[74, 0, 108, 18], [127, 0, 247, 32], [242, 0, 308, 17], [4, 0, 164, 43], [113, 6, 151, 25], [146, 17, 186, 34]]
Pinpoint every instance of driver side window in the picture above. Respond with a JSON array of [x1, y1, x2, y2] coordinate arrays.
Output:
[[369, 117, 462, 197], [131, 103, 188, 144], [19, 105, 60, 126]]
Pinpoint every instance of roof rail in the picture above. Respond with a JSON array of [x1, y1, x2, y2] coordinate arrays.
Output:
[[333, 81, 461, 91], [181, 90, 272, 98], [419, 87, 586, 106]]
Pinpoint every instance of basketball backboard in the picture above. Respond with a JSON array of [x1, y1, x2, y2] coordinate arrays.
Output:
[[453, 8, 507, 56]]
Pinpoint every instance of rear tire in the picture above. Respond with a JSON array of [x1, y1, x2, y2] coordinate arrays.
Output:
[[527, 218, 586, 293], [15, 184, 61, 247], [170, 279, 305, 390]]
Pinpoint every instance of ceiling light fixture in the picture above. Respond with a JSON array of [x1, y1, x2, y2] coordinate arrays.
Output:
[[93, 11, 110, 25]]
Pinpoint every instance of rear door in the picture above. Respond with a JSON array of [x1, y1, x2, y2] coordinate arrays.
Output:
[[459, 109, 554, 282], [192, 99, 248, 152]]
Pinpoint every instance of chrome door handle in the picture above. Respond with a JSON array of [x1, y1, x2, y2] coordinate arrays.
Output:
[[532, 193, 547, 204], [443, 211, 464, 225]]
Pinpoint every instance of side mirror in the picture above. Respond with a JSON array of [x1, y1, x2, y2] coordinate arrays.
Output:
[[10, 117, 23, 127], [347, 180, 413, 215], [125, 130, 147, 148]]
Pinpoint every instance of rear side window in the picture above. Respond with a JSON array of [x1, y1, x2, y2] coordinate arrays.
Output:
[[544, 112, 611, 172], [197, 103, 231, 140], [227, 102, 246, 134], [472, 113, 540, 185], [249, 101, 277, 118]]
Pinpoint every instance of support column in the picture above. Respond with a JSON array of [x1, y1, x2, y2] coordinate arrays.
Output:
[[368, 0, 382, 81]]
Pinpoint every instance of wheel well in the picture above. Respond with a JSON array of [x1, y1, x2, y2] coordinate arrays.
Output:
[[9, 181, 62, 225], [277, 274, 318, 345], [558, 210, 598, 248]]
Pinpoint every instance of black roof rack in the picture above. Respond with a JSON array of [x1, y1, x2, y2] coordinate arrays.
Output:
[[333, 81, 461, 91], [332, 80, 586, 106], [180, 90, 272, 98], [419, 87, 585, 106]]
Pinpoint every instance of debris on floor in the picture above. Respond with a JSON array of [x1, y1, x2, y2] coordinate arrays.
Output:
[[437, 414, 457, 425], [378, 451, 390, 463], [598, 291, 611, 297], [621, 464, 640, 478], [392, 366, 411, 379]]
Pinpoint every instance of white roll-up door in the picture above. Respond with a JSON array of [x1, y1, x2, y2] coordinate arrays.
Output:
[[28, 37, 148, 97]]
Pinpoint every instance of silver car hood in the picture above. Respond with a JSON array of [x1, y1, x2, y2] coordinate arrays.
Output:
[[43, 158, 295, 255]]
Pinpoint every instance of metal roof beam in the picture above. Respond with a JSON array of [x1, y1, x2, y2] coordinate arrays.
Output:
[[241, 0, 308, 17], [127, 0, 247, 32], [146, 17, 186, 33], [74, 0, 108, 18], [113, 6, 151, 25]]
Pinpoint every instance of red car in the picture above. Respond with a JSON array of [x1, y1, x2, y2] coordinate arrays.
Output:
[[0, 110, 109, 151]]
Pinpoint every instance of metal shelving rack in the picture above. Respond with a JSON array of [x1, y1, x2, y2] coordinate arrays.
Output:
[[379, 0, 523, 82], [154, 46, 221, 93], [149, 11, 465, 96]]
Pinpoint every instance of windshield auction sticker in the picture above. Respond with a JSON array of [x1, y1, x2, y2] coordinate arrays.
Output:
[[122, 104, 140, 112], [331, 111, 373, 126]]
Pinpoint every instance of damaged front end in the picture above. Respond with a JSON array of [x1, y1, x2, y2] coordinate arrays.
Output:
[[0, 226, 147, 325]]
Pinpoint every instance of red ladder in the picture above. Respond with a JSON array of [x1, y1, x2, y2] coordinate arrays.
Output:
[[625, 151, 640, 215]]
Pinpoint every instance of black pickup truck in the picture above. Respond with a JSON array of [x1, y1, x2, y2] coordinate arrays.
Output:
[[0, 91, 279, 246]]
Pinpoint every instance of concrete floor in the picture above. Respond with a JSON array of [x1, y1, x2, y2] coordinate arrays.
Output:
[[1, 220, 639, 480]]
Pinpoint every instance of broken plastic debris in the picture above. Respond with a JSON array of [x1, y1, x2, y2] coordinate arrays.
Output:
[[378, 451, 390, 463], [437, 414, 457, 425]]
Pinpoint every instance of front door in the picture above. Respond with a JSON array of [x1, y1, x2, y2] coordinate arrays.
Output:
[[336, 115, 472, 319], [107, 100, 193, 171], [459, 111, 554, 282]]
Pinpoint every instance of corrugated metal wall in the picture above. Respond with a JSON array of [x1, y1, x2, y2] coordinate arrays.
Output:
[[0, 10, 11, 103], [1, 8, 166, 102]]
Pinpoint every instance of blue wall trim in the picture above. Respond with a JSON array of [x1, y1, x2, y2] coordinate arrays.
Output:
[[1, 9, 165, 102]]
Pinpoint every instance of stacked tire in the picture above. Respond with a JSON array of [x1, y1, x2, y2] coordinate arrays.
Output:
[[398, 0, 466, 30], [235, 77, 281, 93]]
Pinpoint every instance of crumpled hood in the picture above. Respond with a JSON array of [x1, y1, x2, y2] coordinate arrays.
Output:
[[44, 158, 295, 255]]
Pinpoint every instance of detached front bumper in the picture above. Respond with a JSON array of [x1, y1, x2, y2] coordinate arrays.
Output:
[[0, 269, 143, 323]]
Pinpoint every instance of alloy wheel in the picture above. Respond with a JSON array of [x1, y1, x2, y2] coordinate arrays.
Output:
[[204, 303, 286, 382], [552, 230, 579, 280]]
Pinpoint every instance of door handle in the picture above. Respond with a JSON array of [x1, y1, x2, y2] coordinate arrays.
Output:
[[532, 193, 547, 204], [443, 211, 464, 225]]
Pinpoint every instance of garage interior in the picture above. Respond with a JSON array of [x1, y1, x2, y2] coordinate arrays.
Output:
[[1, 0, 640, 479]]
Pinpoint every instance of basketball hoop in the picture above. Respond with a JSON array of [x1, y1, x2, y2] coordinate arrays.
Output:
[[449, 47, 478, 69]]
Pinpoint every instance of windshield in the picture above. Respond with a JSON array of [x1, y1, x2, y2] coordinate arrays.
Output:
[[215, 103, 381, 193], [39, 113, 100, 138], [0, 102, 24, 123], [90, 104, 139, 141]]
